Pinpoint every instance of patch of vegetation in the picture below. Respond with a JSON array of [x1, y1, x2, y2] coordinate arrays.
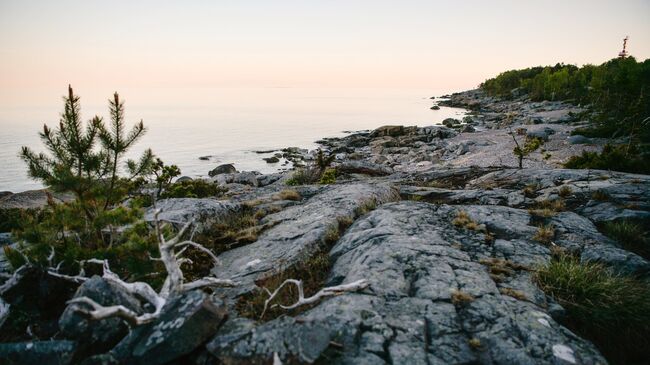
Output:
[[521, 183, 540, 198], [591, 189, 610, 201], [529, 199, 565, 218], [160, 179, 227, 199], [534, 254, 650, 364], [600, 219, 650, 260], [558, 186, 572, 198], [468, 338, 483, 351], [0, 208, 38, 233], [451, 289, 474, 306], [499, 287, 528, 300], [511, 134, 544, 169], [285, 169, 312, 186], [452, 210, 494, 244], [271, 189, 302, 201], [286, 149, 337, 186], [236, 251, 332, 320], [479, 257, 529, 282], [564, 144, 650, 175], [318, 168, 337, 185], [532, 224, 555, 244]]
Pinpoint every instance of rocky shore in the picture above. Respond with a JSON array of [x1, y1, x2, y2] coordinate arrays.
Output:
[[1, 90, 649, 364]]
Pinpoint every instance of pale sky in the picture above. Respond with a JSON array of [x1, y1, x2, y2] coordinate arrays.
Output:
[[1, 0, 649, 105]]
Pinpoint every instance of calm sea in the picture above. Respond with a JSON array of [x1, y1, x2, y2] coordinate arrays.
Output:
[[0, 87, 466, 192]]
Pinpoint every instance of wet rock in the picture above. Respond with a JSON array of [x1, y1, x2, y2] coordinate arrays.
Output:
[[208, 164, 237, 177], [0, 340, 77, 365], [263, 156, 280, 163], [59, 276, 143, 359], [212, 172, 260, 187], [370, 125, 408, 138], [460, 124, 475, 133], [442, 118, 461, 128], [109, 290, 228, 365]]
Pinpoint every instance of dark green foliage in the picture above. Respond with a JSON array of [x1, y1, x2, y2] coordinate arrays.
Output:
[[315, 149, 336, 171], [160, 179, 227, 199], [151, 158, 181, 197], [511, 134, 543, 169], [534, 254, 650, 364], [0, 208, 36, 233], [481, 58, 650, 143], [564, 144, 650, 174]]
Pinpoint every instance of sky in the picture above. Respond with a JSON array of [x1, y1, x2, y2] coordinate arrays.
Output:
[[1, 0, 649, 106]]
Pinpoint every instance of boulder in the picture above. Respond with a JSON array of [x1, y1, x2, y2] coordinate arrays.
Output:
[[59, 276, 143, 359], [208, 164, 237, 177], [442, 118, 461, 128], [526, 127, 555, 141], [109, 290, 228, 365], [0, 340, 77, 365], [0, 189, 74, 210], [430, 105, 440, 110], [370, 125, 406, 138], [144, 198, 241, 232], [460, 124, 475, 133], [263, 156, 280, 163], [175, 176, 193, 183]]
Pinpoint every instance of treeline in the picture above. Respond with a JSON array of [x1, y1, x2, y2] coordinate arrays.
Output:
[[481, 57, 650, 140]]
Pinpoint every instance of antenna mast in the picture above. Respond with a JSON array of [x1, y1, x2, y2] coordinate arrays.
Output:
[[618, 36, 629, 59]]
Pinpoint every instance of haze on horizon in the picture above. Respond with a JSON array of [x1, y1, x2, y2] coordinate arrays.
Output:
[[1, 0, 649, 107]]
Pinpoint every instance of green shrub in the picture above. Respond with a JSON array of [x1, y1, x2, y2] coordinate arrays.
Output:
[[534, 254, 650, 364], [286, 169, 312, 186], [564, 144, 650, 174], [160, 179, 226, 199], [319, 168, 337, 185]]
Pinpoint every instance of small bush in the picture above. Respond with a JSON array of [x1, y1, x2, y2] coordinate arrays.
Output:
[[534, 254, 650, 364], [286, 169, 312, 186], [318, 168, 337, 185], [161, 179, 226, 199]]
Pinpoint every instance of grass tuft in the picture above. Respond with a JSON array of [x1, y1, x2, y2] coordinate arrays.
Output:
[[272, 189, 302, 201], [601, 219, 650, 260], [532, 224, 555, 244], [558, 186, 572, 198], [534, 254, 650, 364], [451, 289, 475, 306], [499, 287, 528, 300]]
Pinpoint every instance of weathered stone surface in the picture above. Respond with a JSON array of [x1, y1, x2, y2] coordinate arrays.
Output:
[[0, 189, 74, 210], [109, 290, 228, 365], [144, 198, 241, 230], [213, 183, 399, 296], [0, 340, 77, 365], [337, 161, 394, 176], [59, 276, 143, 359], [210, 201, 607, 364], [400, 185, 525, 207], [208, 163, 237, 176]]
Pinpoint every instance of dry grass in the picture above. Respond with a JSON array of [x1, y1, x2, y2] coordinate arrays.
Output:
[[592, 190, 610, 201], [451, 289, 475, 306], [468, 338, 483, 350], [499, 287, 528, 300], [452, 210, 473, 228], [533, 224, 555, 244], [558, 186, 573, 198], [529, 199, 565, 218], [272, 189, 302, 201], [236, 251, 332, 321], [522, 183, 540, 198]]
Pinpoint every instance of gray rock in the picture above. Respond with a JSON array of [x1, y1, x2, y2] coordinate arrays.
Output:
[[213, 183, 399, 296], [144, 198, 241, 231], [263, 156, 280, 163], [337, 161, 394, 176], [208, 163, 237, 177], [442, 118, 461, 128], [59, 276, 143, 359], [257, 173, 283, 187], [109, 290, 228, 365], [212, 172, 260, 187], [176, 176, 193, 183], [212, 201, 606, 364], [568, 135, 591, 144], [0, 189, 74, 210], [460, 124, 475, 133], [0, 340, 77, 365], [526, 127, 555, 141]]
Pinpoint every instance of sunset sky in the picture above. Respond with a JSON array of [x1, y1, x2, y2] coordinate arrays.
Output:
[[1, 0, 649, 106]]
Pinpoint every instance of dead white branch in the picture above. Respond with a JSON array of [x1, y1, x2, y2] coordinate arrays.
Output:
[[261, 279, 368, 318], [64, 209, 234, 326]]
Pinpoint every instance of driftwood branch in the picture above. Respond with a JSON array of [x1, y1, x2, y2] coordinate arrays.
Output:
[[261, 279, 368, 318]]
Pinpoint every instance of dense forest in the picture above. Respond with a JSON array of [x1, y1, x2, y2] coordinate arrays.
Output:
[[481, 57, 650, 174], [481, 57, 650, 139]]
